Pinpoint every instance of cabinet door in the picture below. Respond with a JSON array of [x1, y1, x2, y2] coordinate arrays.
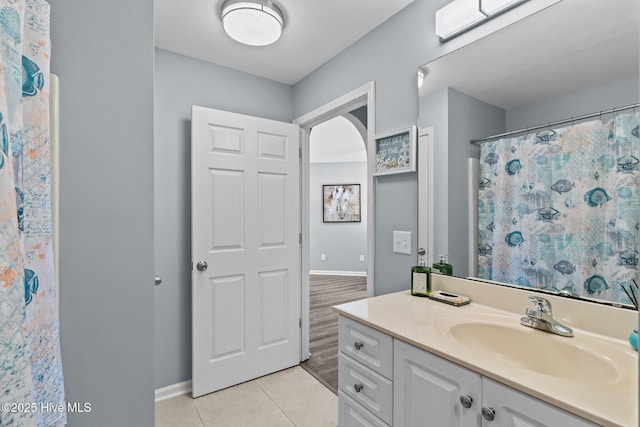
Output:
[[394, 339, 482, 427], [481, 378, 597, 427]]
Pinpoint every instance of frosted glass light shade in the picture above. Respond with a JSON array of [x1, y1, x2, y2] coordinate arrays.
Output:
[[435, 0, 487, 40], [221, 0, 284, 46], [480, 0, 528, 16]]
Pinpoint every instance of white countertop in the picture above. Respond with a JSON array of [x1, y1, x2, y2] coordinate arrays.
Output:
[[334, 285, 638, 427]]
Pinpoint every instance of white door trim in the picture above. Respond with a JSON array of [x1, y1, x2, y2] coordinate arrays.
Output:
[[418, 127, 435, 267], [293, 81, 376, 361], [342, 111, 368, 143]]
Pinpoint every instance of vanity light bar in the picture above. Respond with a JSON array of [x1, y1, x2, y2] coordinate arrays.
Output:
[[435, 0, 529, 42], [480, 0, 528, 15], [435, 0, 487, 41]]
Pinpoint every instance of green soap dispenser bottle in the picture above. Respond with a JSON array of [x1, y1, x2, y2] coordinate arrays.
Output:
[[411, 259, 431, 297], [433, 254, 453, 276]]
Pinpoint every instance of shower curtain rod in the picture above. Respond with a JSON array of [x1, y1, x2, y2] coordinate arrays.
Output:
[[469, 102, 640, 145]]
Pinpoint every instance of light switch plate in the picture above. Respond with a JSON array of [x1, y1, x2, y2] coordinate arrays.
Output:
[[393, 230, 412, 255]]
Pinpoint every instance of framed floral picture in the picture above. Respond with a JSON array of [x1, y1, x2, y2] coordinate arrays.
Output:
[[322, 184, 361, 223], [373, 125, 417, 176]]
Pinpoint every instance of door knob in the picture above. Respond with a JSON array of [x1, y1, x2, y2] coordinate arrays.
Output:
[[196, 261, 208, 272], [154, 276, 162, 286], [418, 247, 426, 256]]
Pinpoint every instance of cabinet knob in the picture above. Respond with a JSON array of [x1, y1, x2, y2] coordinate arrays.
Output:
[[482, 406, 496, 421], [354, 383, 364, 393], [459, 395, 473, 409], [354, 341, 364, 350]]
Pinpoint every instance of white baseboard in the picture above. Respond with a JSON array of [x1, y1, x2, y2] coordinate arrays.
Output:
[[155, 380, 192, 402], [309, 270, 367, 277]]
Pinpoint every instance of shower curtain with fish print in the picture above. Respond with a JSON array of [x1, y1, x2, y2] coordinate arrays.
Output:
[[0, 1, 66, 426], [478, 112, 640, 305]]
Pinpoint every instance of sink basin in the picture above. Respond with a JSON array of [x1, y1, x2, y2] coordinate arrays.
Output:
[[449, 322, 619, 383]]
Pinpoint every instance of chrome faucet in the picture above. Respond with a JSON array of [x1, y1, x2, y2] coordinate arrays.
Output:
[[520, 295, 574, 337]]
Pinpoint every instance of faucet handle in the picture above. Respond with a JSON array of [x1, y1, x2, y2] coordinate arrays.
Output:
[[528, 295, 552, 313], [522, 295, 573, 337]]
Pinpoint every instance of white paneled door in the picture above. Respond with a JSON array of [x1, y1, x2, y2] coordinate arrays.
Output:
[[191, 106, 301, 397]]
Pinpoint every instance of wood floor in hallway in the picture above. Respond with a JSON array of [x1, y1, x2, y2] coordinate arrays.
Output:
[[300, 274, 367, 394]]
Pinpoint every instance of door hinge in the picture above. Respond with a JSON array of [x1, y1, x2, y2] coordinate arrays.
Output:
[[299, 233, 302, 244], [299, 318, 302, 328], [191, 262, 193, 271], [299, 146, 302, 159]]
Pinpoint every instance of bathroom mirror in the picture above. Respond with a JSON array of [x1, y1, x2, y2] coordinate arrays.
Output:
[[418, 0, 639, 306]]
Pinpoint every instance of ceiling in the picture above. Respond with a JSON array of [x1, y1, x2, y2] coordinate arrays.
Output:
[[155, 0, 414, 85], [421, 0, 640, 110]]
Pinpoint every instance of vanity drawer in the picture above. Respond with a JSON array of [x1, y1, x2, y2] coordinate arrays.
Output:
[[339, 352, 393, 425], [339, 390, 390, 427], [339, 316, 393, 379]]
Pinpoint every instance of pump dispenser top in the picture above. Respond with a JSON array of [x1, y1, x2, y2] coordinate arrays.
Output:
[[433, 254, 453, 276]]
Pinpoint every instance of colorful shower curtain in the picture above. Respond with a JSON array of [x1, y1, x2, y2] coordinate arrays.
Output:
[[0, 1, 66, 426], [478, 112, 640, 305]]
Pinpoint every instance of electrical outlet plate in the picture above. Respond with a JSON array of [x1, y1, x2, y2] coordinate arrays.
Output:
[[393, 231, 412, 255]]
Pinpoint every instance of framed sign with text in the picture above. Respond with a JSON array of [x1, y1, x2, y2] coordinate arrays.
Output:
[[373, 126, 416, 176]]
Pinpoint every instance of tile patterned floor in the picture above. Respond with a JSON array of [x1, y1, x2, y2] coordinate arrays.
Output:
[[155, 366, 338, 427]]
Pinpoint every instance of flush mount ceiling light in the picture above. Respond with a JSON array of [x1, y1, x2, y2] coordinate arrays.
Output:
[[221, 0, 284, 46]]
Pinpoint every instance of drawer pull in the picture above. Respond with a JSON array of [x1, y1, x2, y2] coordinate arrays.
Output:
[[354, 383, 364, 393], [459, 395, 473, 409], [354, 341, 364, 350], [482, 406, 496, 421]]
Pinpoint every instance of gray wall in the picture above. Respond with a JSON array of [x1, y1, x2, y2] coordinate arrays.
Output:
[[447, 88, 505, 277], [50, 0, 155, 426], [419, 87, 449, 266], [420, 88, 506, 278], [154, 48, 294, 389], [507, 77, 640, 130], [292, 0, 535, 295], [293, 0, 450, 296], [310, 162, 367, 272]]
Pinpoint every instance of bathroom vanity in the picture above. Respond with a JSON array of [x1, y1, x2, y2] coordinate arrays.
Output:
[[335, 276, 638, 427]]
